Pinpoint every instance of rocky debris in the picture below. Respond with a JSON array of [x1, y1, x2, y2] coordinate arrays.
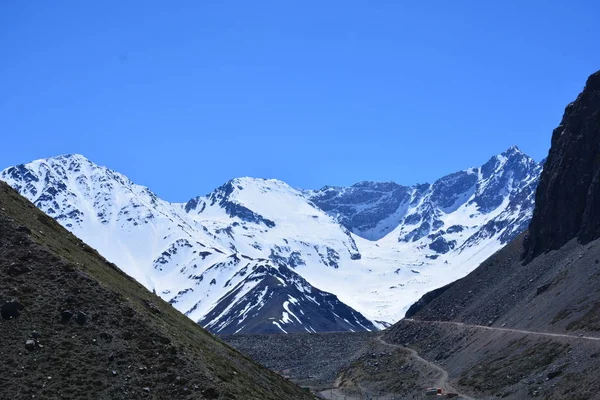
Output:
[[143, 387, 151, 393], [60, 310, 88, 325], [1, 300, 25, 319], [31, 330, 41, 339], [6, 262, 31, 276], [222, 331, 377, 389], [25, 339, 36, 350]]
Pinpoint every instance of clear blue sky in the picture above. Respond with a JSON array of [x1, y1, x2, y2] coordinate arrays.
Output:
[[2, 1, 599, 201]]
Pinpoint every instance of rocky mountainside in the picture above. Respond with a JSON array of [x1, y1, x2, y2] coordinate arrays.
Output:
[[1, 147, 542, 333], [379, 70, 600, 399], [0, 180, 315, 400], [309, 145, 540, 247], [525, 70, 600, 260]]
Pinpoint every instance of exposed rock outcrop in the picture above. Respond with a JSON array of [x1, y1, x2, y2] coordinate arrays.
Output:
[[525, 70, 600, 261]]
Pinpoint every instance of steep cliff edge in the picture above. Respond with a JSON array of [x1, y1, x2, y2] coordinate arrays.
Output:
[[525, 70, 600, 260], [375, 70, 600, 399]]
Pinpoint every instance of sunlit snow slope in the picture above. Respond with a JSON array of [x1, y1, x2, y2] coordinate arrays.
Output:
[[1, 147, 542, 332]]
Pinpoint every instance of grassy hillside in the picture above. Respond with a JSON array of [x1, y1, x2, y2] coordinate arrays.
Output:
[[0, 181, 315, 400]]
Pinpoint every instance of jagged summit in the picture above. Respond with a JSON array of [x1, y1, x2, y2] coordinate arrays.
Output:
[[501, 144, 523, 155], [309, 147, 541, 242]]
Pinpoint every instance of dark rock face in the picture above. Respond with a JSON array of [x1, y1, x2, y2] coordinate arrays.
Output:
[[428, 237, 457, 254], [431, 171, 478, 210], [199, 264, 377, 334], [472, 146, 538, 213], [309, 182, 412, 240], [525, 71, 600, 261]]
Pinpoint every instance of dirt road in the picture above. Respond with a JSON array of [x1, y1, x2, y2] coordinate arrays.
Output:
[[403, 318, 600, 342], [375, 336, 475, 400], [318, 334, 476, 400]]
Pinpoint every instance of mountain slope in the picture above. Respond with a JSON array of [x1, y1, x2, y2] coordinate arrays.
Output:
[[199, 263, 376, 334], [1, 148, 542, 331], [0, 180, 315, 399], [0, 155, 375, 334], [378, 70, 600, 399]]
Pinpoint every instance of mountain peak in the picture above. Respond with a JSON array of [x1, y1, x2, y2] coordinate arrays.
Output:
[[221, 177, 297, 197], [231, 177, 290, 187], [55, 153, 89, 160], [502, 145, 522, 155], [39, 153, 93, 165], [497, 145, 531, 162]]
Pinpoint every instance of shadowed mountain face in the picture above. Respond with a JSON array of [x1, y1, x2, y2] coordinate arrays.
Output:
[[525, 70, 600, 261], [198, 263, 377, 334], [0, 181, 315, 400]]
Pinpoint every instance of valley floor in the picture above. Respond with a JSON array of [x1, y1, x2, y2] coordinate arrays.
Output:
[[223, 317, 600, 399], [222, 330, 472, 399]]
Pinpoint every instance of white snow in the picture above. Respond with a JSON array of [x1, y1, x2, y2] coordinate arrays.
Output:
[[0, 152, 541, 329]]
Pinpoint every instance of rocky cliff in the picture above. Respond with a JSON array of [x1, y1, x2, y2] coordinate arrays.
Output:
[[525, 70, 600, 260], [376, 70, 600, 400]]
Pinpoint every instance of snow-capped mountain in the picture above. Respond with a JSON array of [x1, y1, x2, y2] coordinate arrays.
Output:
[[310, 146, 541, 249], [0, 147, 542, 333], [1, 155, 375, 334]]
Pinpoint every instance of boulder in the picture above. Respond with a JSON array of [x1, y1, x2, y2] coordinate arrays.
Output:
[[75, 311, 87, 325], [60, 310, 73, 323], [1, 300, 25, 319]]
